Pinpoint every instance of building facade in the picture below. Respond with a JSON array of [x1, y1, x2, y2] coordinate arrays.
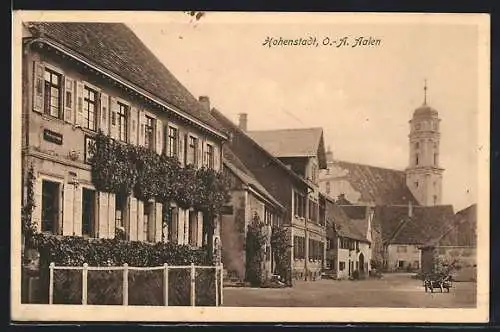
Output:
[[22, 23, 227, 248]]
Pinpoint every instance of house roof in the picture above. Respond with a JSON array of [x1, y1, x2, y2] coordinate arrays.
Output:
[[26, 22, 224, 136], [326, 160, 419, 206], [247, 128, 327, 169], [421, 204, 477, 248], [326, 200, 370, 243], [223, 146, 285, 211], [373, 205, 455, 245], [211, 108, 311, 189]]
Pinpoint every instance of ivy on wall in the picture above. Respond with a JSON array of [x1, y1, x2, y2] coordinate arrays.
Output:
[[22, 164, 37, 249], [271, 225, 292, 286], [89, 131, 231, 214], [245, 213, 267, 287]]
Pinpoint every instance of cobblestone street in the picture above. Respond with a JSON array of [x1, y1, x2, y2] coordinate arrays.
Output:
[[223, 273, 476, 308]]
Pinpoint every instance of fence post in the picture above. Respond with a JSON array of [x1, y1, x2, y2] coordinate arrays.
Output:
[[123, 263, 129, 306], [220, 263, 224, 305], [190, 263, 196, 307], [82, 263, 88, 305], [163, 263, 169, 306], [49, 262, 55, 305], [215, 265, 219, 307]]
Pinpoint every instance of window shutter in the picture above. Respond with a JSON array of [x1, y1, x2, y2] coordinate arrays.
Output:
[[155, 202, 163, 243], [129, 106, 138, 145], [73, 186, 83, 236], [137, 200, 144, 241], [75, 81, 84, 127], [100, 93, 109, 135], [63, 77, 75, 123], [62, 183, 74, 236], [108, 193, 116, 239], [129, 196, 138, 241], [155, 119, 163, 154], [178, 130, 185, 166], [213, 145, 220, 171], [32, 61, 45, 113], [32, 176, 43, 232], [197, 211, 203, 246], [197, 139, 203, 168], [137, 110, 145, 146], [109, 97, 119, 139], [98, 192, 109, 239], [177, 208, 185, 245]]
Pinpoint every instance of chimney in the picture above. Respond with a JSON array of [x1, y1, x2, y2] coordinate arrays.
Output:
[[408, 200, 413, 218], [238, 113, 248, 132], [199, 96, 210, 112]]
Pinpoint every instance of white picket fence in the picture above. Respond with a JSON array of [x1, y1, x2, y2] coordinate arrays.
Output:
[[48, 262, 224, 306]]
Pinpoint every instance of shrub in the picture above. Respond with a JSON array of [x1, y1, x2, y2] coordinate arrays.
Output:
[[245, 214, 267, 287], [271, 225, 292, 287]]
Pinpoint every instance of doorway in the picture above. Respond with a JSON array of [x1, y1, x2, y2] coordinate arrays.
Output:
[[41, 180, 61, 234], [82, 188, 96, 237]]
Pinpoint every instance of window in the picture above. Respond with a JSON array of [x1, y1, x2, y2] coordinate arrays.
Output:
[[293, 236, 305, 259], [115, 193, 126, 234], [41, 180, 61, 234], [264, 207, 273, 225], [117, 102, 128, 142], [143, 202, 154, 242], [325, 181, 330, 194], [144, 115, 155, 150], [339, 262, 345, 271], [187, 136, 198, 165], [83, 86, 97, 131], [82, 188, 96, 237], [398, 260, 405, 268], [294, 192, 306, 218], [167, 126, 178, 157], [397, 245, 407, 253], [43, 69, 62, 118], [65, 79, 73, 109], [166, 207, 179, 243], [205, 144, 214, 168]]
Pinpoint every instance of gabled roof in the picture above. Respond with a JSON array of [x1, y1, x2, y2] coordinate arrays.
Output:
[[324, 160, 419, 206], [211, 108, 311, 189], [26, 22, 224, 137], [223, 146, 284, 211], [247, 128, 327, 169], [325, 200, 370, 243], [373, 205, 455, 245], [421, 204, 477, 248]]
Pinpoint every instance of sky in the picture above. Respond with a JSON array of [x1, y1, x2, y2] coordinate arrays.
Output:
[[128, 13, 483, 212]]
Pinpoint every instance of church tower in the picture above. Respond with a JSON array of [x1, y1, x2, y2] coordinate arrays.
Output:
[[406, 81, 444, 206]]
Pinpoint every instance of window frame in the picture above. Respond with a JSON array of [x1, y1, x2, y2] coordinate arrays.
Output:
[[187, 134, 198, 166], [144, 115, 155, 150], [82, 85, 98, 131], [116, 101, 129, 143], [43, 67, 63, 119], [205, 143, 215, 169], [167, 125, 179, 158]]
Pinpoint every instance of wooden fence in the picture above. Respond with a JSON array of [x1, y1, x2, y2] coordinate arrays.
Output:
[[48, 262, 223, 306]]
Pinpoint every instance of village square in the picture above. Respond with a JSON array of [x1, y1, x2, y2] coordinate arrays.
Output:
[[18, 19, 478, 309]]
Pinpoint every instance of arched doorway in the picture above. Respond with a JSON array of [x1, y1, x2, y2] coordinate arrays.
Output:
[[359, 253, 365, 273]]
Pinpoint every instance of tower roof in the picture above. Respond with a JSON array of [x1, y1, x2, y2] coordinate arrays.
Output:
[[413, 104, 438, 118]]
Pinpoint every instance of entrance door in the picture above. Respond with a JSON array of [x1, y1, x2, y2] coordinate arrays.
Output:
[[82, 188, 96, 237], [41, 180, 61, 234], [359, 253, 365, 273]]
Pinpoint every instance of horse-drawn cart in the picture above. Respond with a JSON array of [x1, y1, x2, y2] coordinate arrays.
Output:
[[423, 274, 452, 293]]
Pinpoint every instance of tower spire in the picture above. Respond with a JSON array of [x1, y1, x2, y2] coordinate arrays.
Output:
[[423, 79, 428, 105]]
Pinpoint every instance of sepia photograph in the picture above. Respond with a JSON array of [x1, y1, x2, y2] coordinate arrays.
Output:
[[11, 11, 490, 323]]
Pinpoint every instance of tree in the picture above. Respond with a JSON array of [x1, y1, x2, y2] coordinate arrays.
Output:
[[245, 213, 267, 286]]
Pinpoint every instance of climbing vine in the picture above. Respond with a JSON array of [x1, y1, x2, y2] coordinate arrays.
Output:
[[271, 225, 292, 286], [88, 131, 231, 214], [22, 164, 37, 248], [245, 214, 267, 287]]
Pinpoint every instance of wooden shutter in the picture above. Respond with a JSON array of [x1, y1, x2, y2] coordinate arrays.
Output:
[[64, 77, 75, 123], [138, 110, 145, 146], [32, 176, 43, 232], [73, 186, 83, 236], [177, 208, 185, 245], [108, 193, 116, 239], [197, 211, 203, 246], [155, 202, 163, 243], [137, 200, 144, 241], [129, 106, 138, 145], [196, 137, 203, 168], [129, 197, 138, 241], [155, 119, 163, 154], [75, 81, 84, 127], [109, 97, 118, 139], [62, 183, 74, 236], [98, 192, 109, 239], [100, 93, 109, 135], [213, 144, 220, 171], [32, 61, 45, 113]]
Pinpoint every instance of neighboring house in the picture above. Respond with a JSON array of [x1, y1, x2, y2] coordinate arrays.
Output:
[[21, 23, 227, 248], [420, 204, 477, 281], [221, 146, 285, 281], [247, 124, 328, 281], [325, 198, 373, 279], [372, 204, 455, 272], [211, 111, 327, 281]]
